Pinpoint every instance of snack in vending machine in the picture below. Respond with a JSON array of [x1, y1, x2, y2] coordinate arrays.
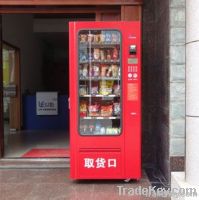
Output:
[[93, 48, 100, 60], [100, 50, 106, 61], [105, 32, 112, 43], [80, 120, 88, 134], [118, 67, 121, 77], [100, 32, 106, 43], [88, 52, 93, 61], [106, 50, 112, 60], [95, 121, 101, 134], [113, 102, 120, 116], [111, 32, 119, 43], [88, 102, 100, 117], [111, 65, 119, 77], [79, 65, 83, 77], [106, 66, 112, 77], [80, 34, 87, 43], [101, 65, 109, 77], [112, 48, 119, 60], [89, 122, 95, 134], [82, 64, 88, 77], [94, 34, 100, 43], [80, 101, 87, 117], [80, 50, 88, 62], [106, 128, 120, 135], [90, 82, 99, 95], [87, 33, 94, 43], [113, 84, 120, 95], [101, 103, 113, 117], [99, 80, 114, 95], [93, 64, 100, 77], [100, 127, 106, 135], [79, 85, 87, 96]]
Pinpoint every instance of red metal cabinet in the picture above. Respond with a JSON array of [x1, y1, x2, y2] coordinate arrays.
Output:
[[69, 21, 141, 180]]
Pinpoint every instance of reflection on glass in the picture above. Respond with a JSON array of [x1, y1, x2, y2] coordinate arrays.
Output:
[[78, 30, 122, 136]]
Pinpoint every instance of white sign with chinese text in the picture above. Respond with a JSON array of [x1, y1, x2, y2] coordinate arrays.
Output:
[[84, 158, 117, 169], [36, 92, 58, 115]]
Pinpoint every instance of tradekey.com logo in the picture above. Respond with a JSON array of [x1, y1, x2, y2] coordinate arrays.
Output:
[[117, 185, 198, 198]]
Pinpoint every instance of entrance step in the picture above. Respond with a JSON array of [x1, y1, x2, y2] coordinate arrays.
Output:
[[0, 158, 70, 169]]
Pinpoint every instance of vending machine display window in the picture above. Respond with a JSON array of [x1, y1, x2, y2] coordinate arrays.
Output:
[[78, 30, 122, 136]]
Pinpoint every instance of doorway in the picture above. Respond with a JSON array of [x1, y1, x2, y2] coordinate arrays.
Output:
[[2, 13, 95, 158], [0, 4, 141, 161]]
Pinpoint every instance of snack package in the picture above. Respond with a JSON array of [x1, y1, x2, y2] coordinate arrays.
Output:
[[88, 103, 100, 117], [118, 68, 121, 77], [79, 85, 87, 96], [100, 50, 105, 60], [100, 127, 106, 135], [79, 50, 88, 62], [90, 85, 98, 95], [82, 64, 88, 77], [80, 120, 88, 134], [93, 65, 100, 77], [113, 102, 120, 116], [101, 104, 113, 117], [95, 122, 101, 134], [106, 66, 112, 77], [80, 101, 87, 117], [100, 33, 106, 43], [87, 34, 94, 43], [105, 32, 112, 43], [94, 34, 100, 43], [88, 52, 93, 60], [106, 50, 112, 60], [93, 48, 100, 60], [80, 34, 87, 43], [106, 128, 120, 135], [113, 84, 120, 95], [112, 33, 119, 43], [79, 66, 83, 77], [99, 80, 114, 95], [112, 48, 119, 60], [88, 122, 95, 134], [101, 65, 109, 77], [111, 65, 119, 77]]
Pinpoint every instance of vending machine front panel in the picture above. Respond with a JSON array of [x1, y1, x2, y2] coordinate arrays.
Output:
[[69, 21, 141, 180]]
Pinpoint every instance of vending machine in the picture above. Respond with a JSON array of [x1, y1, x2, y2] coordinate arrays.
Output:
[[69, 21, 141, 180]]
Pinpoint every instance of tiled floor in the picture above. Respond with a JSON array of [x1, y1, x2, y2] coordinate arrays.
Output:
[[0, 168, 170, 200], [4, 129, 69, 157]]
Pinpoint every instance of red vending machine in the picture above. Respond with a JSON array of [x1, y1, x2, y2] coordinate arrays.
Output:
[[69, 21, 141, 180]]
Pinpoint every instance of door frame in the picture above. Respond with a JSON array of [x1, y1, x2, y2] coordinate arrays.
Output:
[[0, 2, 142, 158], [3, 41, 21, 130]]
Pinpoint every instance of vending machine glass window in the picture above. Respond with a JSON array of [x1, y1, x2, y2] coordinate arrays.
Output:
[[78, 30, 122, 136]]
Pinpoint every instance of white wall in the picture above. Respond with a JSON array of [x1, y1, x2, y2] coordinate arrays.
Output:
[[2, 14, 43, 93]]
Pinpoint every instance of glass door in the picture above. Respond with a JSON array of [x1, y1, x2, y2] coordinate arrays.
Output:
[[78, 30, 122, 135]]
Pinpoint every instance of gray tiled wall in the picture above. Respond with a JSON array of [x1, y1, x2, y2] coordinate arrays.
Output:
[[169, 0, 185, 156]]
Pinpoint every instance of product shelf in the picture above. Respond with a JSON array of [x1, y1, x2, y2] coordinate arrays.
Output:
[[79, 60, 120, 64], [81, 116, 120, 120], [80, 94, 120, 98], [79, 77, 120, 81]]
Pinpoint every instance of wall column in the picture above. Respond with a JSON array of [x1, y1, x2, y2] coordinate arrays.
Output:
[[185, 0, 199, 186], [171, 1, 199, 198]]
